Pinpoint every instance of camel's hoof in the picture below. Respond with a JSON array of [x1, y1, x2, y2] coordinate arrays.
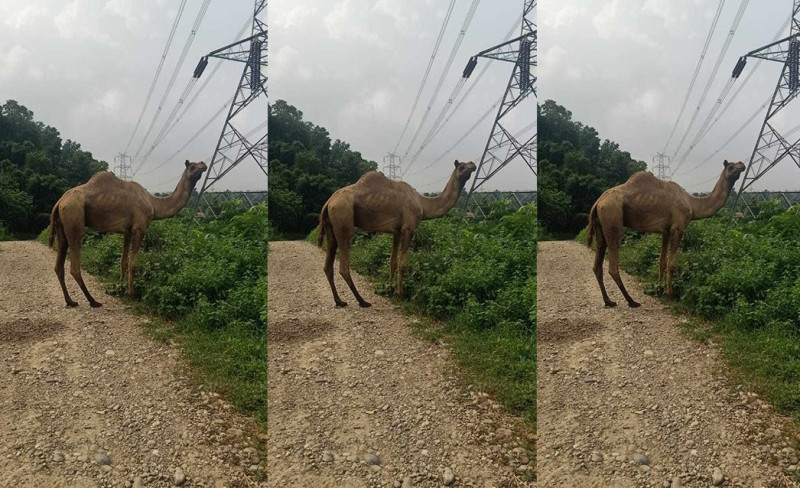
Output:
[[65, 301, 78, 308], [604, 301, 617, 308], [335, 301, 348, 308], [628, 301, 641, 308], [90, 301, 103, 308], [359, 301, 372, 308]]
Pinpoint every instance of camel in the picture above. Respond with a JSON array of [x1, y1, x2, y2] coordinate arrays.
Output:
[[316, 160, 477, 308], [48, 160, 207, 308], [586, 160, 745, 308]]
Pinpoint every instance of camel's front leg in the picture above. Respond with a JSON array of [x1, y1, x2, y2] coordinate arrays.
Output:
[[127, 228, 145, 298], [665, 228, 683, 297], [120, 231, 131, 282], [389, 232, 400, 281], [396, 229, 413, 297], [658, 232, 669, 282]]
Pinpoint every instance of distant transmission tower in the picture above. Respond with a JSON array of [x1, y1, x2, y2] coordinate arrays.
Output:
[[732, 1, 800, 217], [383, 152, 402, 180], [653, 152, 671, 180], [195, 0, 267, 198], [114, 153, 132, 180], [464, 0, 536, 207]]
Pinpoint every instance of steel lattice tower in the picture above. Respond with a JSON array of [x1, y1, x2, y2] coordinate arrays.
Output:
[[383, 152, 402, 180], [196, 0, 267, 198], [113, 152, 132, 180], [653, 152, 671, 180], [464, 0, 536, 206], [733, 1, 800, 217]]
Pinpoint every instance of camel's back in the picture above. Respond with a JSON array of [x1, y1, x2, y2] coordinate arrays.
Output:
[[328, 171, 420, 231], [61, 172, 152, 230], [613, 171, 690, 231]]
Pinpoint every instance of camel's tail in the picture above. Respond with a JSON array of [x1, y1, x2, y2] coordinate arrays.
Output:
[[317, 202, 329, 247], [586, 202, 599, 248], [48, 201, 61, 248]]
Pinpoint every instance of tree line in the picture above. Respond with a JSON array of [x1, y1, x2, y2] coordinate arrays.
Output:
[[0, 100, 107, 235], [537, 99, 646, 236], [267, 100, 377, 235]]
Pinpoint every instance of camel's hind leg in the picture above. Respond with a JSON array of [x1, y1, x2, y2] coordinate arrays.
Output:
[[396, 228, 413, 297], [323, 228, 347, 307], [592, 231, 616, 308], [389, 232, 400, 280], [64, 223, 102, 308], [127, 228, 144, 298], [328, 202, 371, 308], [665, 228, 683, 297], [658, 232, 669, 282], [54, 226, 77, 308], [120, 230, 131, 282], [605, 231, 640, 308]]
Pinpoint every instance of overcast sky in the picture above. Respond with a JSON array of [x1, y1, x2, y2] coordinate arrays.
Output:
[[540, 0, 800, 193], [0, 0, 266, 193], [270, 0, 536, 194]]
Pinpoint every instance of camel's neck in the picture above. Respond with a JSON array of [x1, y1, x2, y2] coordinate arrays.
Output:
[[418, 173, 464, 220], [687, 172, 731, 220], [149, 173, 194, 220]]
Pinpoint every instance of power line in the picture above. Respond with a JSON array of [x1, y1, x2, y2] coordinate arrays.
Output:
[[123, 0, 189, 154], [661, 0, 726, 154], [670, 0, 750, 160], [401, 0, 482, 160], [131, 0, 213, 166], [404, 15, 523, 171], [393, 0, 458, 154]]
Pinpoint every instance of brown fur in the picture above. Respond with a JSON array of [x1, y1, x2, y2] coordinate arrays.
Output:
[[588, 160, 745, 308], [318, 160, 476, 308], [49, 160, 206, 308]]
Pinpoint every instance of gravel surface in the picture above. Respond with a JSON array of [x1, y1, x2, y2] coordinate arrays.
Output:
[[0, 240, 266, 487], [537, 241, 799, 488], [267, 240, 534, 487]]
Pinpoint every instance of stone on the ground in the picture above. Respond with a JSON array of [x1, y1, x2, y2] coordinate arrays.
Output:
[[443, 467, 455, 485]]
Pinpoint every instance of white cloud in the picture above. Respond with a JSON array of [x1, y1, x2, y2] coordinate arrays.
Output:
[[593, 0, 656, 47], [2, 3, 49, 29], [54, 0, 117, 45], [272, 45, 314, 82], [539, 3, 587, 30], [541, 44, 583, 82], [323, 0, 387, 46], [270, 0, 318, 30], [0, 45, 44, 83]]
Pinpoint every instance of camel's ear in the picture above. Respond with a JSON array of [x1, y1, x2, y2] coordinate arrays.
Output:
[[185, 160, 191, 168], [723, 160, 729, 168], [454, 160, 459, 168]]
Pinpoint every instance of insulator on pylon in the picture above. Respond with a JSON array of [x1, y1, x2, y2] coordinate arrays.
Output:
[[789, 39, 799, 91], [463, 57, 477, 78], [732, 56, 746, 78], [194, 57, 208, 78]]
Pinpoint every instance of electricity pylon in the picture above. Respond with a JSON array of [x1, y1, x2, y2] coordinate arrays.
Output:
[[733, 1, 800, 217], [464, 0, 536, 210], [653, 152, 671, 180], [383, 152, 402, 180], [196, 0, 267, 198], [114, 153, 132, 180]]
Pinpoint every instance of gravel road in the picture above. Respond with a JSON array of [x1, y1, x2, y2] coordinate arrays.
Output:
[[537, 240, 798, 488], [0, 240, 266, 487], [267, 240, 534, 487]]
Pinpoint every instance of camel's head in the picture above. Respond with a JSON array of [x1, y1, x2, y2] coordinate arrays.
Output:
[[453, 160, 477, 187], [184, 160, 207, 185], [722, 160, 745, 188]]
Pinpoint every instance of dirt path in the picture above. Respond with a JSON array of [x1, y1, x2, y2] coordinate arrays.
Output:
[[267, 240, 534, 488], [0, 241, 265, 488], [537, 241, 798, 488]]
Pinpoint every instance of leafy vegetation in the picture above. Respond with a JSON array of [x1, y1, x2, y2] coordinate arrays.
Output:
[[43, 202, 269, 425], [609, 206, 800, 417], [309, 203, 537, 425], [1, 100, 107, 236], [268, 100, 377, 235], [538, 100, 646, 236]]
